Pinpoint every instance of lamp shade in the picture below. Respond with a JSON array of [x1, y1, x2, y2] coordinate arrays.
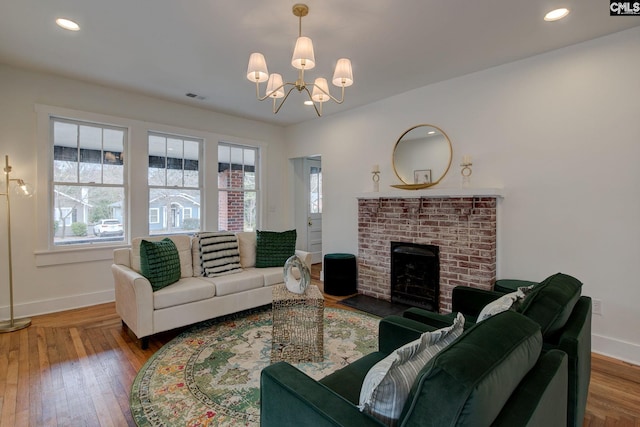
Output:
[[266, 73, 285, 98], [311, 78, 330, 102], [291, 36, 316, 70], [247, 53, 269, 83], [332, 58, 353, 87]]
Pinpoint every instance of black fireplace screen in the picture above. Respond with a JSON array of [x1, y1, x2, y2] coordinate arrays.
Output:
[[390, 242, 439, 312]]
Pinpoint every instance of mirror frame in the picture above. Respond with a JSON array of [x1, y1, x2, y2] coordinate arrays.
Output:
[[391, 124, 453, 190]]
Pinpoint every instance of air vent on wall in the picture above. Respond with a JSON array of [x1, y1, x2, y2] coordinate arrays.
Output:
[[185, 93, 206, 100]]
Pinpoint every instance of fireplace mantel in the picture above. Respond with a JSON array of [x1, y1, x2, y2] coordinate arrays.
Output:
[[357, 187, 504, 200]]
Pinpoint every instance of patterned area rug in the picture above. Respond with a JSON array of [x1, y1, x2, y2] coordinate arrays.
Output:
[[130, 307, 379, 426]]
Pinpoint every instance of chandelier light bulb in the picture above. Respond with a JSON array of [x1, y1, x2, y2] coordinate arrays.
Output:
[[291, 36, 316, 70], [266, 74, 285, 98], [311, 78, 330, 102], [246, 53, 269, 83], [332, 58, 353, 87]]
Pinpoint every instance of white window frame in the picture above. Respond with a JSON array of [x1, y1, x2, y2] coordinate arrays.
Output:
[[49, 116, 128, 248], [34, 104, 267, 266], [149, 208, 160, 224], [147, 131, 203, 235], [217, 142, 260, 232]]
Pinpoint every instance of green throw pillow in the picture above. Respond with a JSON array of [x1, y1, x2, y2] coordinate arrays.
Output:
[[140, 238, 181, 291], [255, 229, 297, 268]]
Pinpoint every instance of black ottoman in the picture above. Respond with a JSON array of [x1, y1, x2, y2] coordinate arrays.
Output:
[[324, 253, 357, 296]]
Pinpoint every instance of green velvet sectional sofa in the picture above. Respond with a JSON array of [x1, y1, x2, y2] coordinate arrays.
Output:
[[261, 310, 568, 427], [403, 272, 591, 427]]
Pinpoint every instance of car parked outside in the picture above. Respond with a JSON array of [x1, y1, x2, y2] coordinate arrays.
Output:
[[93, 219, 124, 237]]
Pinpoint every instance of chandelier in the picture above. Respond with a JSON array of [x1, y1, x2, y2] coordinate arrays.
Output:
[[246, 3, 353, 117]]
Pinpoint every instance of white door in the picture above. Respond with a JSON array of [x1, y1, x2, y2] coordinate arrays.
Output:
[[305, 158, 322, 264]]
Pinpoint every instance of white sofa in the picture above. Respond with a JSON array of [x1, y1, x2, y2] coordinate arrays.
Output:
[[112, 231, 312, 347]]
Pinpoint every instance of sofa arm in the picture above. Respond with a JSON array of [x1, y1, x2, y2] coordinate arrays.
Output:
[[492, 349, 568, 427], [111, 264, 154, 339], [553, 296, 592, 427], [295, 250, 313, 270], [261, 362, 384, 427], [451, 286, 505, 316]]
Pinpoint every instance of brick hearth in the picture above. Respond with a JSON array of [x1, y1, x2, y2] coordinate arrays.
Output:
[[357, 196, 499, 313]]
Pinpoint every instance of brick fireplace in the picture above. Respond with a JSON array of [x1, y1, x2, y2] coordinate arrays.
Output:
[[357, 195, 500, 313]]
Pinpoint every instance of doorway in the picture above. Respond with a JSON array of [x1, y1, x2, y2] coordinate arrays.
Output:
[[305, 157, 322, 264], [292, 156, 323, 265]]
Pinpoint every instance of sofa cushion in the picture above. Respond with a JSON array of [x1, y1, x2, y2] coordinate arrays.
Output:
[[132, 235, 193, 278], [399, 311, 543, 427], [153, 277, 216, 310], [320, 352, 389, 405], [197, 231, 243, 277], [255, 229, 296, 268], [236, 231, 257, 268], [260, 267, 285, 287], [359, 313, 464, 426], [516, 272, 582, 337], [139, 238, 182, 291], [205, 270, 265, 296]]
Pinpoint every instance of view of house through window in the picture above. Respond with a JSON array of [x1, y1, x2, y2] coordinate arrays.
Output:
[[218, 143, 258, 232], [52, 118, 126, 246], [148, 132, 202, 235]]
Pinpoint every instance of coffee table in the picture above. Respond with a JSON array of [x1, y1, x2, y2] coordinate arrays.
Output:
[[271, 284, 324, 363]]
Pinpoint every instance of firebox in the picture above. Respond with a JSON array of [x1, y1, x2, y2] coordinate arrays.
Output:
[[390, 242, 439, 312]]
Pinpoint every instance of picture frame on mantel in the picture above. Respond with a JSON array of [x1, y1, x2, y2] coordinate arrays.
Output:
[[414, 169, 432, 184]]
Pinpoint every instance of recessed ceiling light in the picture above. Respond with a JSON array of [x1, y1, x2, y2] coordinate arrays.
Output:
[[56, 18, 80, 31], [544, 8, 570, 21], [304, 100, 314, 106]]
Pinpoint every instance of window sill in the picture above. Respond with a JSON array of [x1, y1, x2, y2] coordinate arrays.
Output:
[[35, 244, 129, 267]]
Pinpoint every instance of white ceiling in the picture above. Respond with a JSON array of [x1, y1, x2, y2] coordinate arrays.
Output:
[[1, 0, 638, 126]]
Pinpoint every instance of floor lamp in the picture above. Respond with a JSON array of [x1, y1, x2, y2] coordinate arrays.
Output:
[[0, 155, 33, 332]]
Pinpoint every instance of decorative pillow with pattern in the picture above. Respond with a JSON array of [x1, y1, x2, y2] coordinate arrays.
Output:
[[255, 229, 297, 268], [477, 285, 534, 322], [358, 313, 465, 426], [139, 238, 181, 291], [198, 231, 243, 277]]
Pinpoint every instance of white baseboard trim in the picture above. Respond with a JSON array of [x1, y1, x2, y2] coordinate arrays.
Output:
[[0, 289, 115, 320], [592, 333, 640, 366]]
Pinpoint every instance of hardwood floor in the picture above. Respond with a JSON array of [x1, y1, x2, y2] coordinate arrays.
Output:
[[0, 269, 638, 426]]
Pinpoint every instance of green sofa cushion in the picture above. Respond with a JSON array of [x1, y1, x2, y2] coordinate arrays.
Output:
[[255, 229, 297, 268], [139, 238, 181, 291], [319, 352, 388, 405], [399, 311, 542, 427], [516, 272, 582, 338]]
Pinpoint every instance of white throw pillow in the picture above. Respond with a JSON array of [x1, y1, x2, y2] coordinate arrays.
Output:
[[358, 313, 465, 426], [476, 287, 530, 322]]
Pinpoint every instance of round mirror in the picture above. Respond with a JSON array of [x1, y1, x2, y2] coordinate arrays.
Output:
[[391, 124, 452, 190]]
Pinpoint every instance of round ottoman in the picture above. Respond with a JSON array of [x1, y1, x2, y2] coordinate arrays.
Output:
[[323, 253, 357, 296]]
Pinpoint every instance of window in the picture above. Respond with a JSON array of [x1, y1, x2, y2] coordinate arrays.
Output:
[[218, 143, 258, 232], [310, 165, 322, 214], [148, 132, 202, 234], [51, 118, 126, 246]]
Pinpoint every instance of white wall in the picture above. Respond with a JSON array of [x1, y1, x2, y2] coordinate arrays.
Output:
[[285, 27, 640, 364], [0, 64, 288, 317]]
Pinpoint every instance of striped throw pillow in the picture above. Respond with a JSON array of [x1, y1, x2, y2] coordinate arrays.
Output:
[[359, 313, 465, 426], [198, 232, 243, 277]]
